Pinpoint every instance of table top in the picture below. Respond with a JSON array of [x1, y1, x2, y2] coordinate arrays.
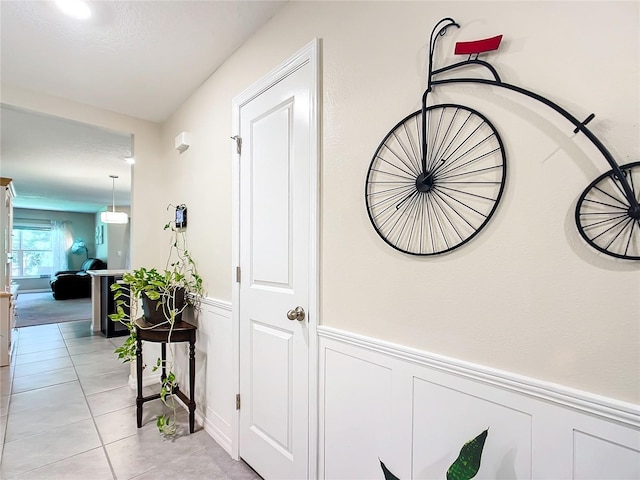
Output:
[[134, 317, 197, 343], [87, 269, 129, 277]]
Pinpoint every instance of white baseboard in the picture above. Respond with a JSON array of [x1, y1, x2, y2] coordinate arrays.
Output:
[[202, 407, 233, 456]]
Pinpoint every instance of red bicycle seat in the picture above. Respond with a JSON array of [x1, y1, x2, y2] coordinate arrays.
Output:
[[454, 35, 503, 55]]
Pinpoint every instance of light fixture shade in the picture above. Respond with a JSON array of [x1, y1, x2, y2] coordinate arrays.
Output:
[[101, 211, 129, 224], [71, 239, 85, 252]]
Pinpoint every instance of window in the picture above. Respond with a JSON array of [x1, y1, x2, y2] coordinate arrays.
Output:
[[12, 227, 54, 277]]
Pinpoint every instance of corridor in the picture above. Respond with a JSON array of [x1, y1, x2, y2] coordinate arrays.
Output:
[[0, 320, 259, 479]]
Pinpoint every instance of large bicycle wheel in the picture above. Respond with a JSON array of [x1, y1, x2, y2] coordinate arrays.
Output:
[[575, 162, 640, 260], [365, 104, 507, 255]]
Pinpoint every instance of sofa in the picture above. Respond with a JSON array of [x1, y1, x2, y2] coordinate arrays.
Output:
[[50, 258, 107, 300]]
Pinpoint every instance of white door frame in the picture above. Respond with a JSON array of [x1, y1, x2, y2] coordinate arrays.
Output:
[[231, 39, 320, 479]]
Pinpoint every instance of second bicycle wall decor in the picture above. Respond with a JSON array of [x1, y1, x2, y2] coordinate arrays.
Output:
[[365, 17, 639, 260]]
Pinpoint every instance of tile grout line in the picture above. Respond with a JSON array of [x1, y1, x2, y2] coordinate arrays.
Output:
[[1, 324, 101, 478], [4, 321, 255, 480], [1, 326, 81, 477], [7, 327, 78, 397], [61, 323, 120, 480]]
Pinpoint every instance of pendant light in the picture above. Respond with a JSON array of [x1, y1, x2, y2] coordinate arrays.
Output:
[[101, 175, 128, 224]]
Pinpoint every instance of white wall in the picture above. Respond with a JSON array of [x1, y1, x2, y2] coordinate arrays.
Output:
[[162, 1, 639, 404], [94, 207, 131, 269]]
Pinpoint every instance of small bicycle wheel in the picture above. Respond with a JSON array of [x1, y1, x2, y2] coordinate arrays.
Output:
[[365, 104, 507, 255], [575, 161, 640, 260]]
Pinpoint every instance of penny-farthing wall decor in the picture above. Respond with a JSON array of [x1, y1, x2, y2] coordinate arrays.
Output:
[[365, 23, 507, 256], [366, 18, 640, 259]]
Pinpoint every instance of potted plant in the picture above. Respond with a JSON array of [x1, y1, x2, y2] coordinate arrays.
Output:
[[109, 207, 204, 434]]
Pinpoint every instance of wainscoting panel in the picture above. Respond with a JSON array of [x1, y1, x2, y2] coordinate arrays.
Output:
[[173, 297, 234, 453], [412, 378, 532, 479], [573, 429, 640, 479], [319, 326, 640, 480], [201, 299, 234, 452], [321, 349, 393, 480]]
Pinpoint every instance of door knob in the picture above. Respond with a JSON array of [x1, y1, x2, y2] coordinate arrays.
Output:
[[286, 306, 306, 321]]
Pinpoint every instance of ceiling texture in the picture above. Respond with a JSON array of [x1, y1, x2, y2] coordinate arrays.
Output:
[[0, 0, 286, 213]]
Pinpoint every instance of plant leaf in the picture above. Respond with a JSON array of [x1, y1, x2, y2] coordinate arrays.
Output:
[[446, 429, 488, 480], [379, 460, 401, 480]]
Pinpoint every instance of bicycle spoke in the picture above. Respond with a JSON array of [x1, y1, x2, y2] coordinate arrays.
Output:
[[376, 149, 420, 179], [367, 184, 414, 198], [623, 219, 639, 257], [433, 122, 486, 176], [369, 185, 415, 213], [437, 184, 500, 203], [582, 197, 628, 211], [391, 131, 421, 177], [369, 166, 415, 182], [602, 217, 634, 249], [425, 108, 443, 173], [438, 143, 499, 179], [437, 111, 473, 164], [433, 185, 488, 220], [402, 120, 422, 175], [403, 193, 424, 252], [592, 184, 629, 209], [581, 213, 629, 231], [429, 107, 462, 171], [431, 188, 478, 231], [431, 196, 461, 246], [439, 163, 503, 181], [386, 190, 420, 241]]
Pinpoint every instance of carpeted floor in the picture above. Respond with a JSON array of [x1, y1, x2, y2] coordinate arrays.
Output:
[[15, 291, 92, 328]]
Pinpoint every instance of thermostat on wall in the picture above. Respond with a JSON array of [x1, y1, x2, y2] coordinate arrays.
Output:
[[175, 204, 187, 229]]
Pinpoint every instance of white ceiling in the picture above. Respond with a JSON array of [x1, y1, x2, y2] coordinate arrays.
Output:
[[0, 0, 286, 213], [1, 105, 133, 213]]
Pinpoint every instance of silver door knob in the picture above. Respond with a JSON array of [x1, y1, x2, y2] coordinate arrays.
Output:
[[286, 306, 306, 321]]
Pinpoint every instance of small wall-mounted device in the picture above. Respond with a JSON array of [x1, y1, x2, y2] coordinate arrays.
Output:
[[175, 204, 187, 229], [175, 131, 192, 153]]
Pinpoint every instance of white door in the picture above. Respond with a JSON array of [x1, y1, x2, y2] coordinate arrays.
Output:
[[235, 42, 318, 480]]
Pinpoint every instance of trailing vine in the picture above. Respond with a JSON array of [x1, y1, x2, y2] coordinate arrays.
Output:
[[109, 205, 203, 434]]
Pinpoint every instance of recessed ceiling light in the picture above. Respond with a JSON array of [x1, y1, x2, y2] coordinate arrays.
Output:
[[55, 0, 91, 20], [124, 156, 136, 165]]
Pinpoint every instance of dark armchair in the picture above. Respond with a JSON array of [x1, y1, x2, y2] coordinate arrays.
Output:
[[50, 258, 107, 300]]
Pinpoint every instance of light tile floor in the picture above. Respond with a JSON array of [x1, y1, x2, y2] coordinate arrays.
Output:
[[0, 320, 261, 480]]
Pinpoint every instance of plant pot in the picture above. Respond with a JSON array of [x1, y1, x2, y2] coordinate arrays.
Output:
[[142, 288, 186, 325]]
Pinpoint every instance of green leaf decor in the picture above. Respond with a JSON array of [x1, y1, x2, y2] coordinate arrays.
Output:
[[379, 459, 401, 480], [446, 429, 488, 480], [380, 429, 488, 480]]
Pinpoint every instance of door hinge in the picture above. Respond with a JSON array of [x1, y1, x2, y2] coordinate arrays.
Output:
[[235, 266, 241, 283], [231, 135, 242, 154], [236, 393, 241, 410]]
